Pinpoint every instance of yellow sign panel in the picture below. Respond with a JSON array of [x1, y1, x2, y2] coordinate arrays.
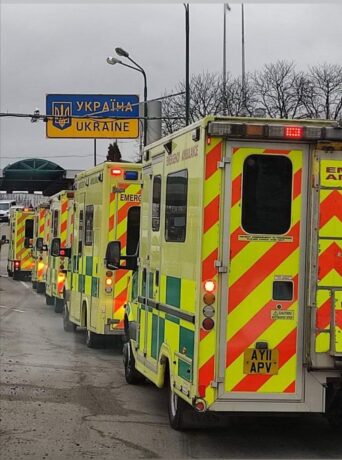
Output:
[[320, 160, 342, 187], [47, 117, 139, 139]]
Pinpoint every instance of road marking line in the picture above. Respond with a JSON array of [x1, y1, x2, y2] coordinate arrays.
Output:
[[0, 305, 25, 313], [20, 281, 30, 289]]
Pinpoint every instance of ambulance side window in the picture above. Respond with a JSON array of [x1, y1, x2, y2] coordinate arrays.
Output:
[[152, 175, 161, 232], [126, 207, 140, 256], [85, 205, 94, 246], [165, 169, 188, 242], [25, 219, 34, 239], [52, 210, 58, 237], [241, 155, 292, 234]]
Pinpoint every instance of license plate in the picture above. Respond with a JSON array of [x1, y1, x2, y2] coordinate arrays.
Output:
[[243, 348, 279, 375]]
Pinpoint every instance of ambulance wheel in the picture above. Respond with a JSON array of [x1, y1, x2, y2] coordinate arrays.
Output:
[[36, 282, 45, 294], [32, 280, 37, 289], [63, 305, 76, 332], [7, 268, 13, 277], [123, 341, 144, 384], [168, 386, 187, 431], [13, 271, 21, 281], [54, 298, 64, 314], [45, 294, 54, 306], [85, 330, 101, 348]]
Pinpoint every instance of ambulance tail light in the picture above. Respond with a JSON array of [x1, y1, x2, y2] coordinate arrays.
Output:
[[203, 292, 215, 305], [202, 317, 214, 331], [284, 126, 304, 139], [14, 261, 20, 270], [110, 168, 122, 176], [105, 271, 113, 292]]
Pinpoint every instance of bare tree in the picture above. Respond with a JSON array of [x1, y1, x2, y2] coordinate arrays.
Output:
[[253, 60, 306, 119], [222, 73, 258, 116], [302, 63, 342, 120]]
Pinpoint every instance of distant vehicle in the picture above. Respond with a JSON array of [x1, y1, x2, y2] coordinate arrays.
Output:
[[0, 200, 16, 222]]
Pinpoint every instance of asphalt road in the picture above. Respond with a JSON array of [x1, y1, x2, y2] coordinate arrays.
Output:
[[1, 221, 342, 460]]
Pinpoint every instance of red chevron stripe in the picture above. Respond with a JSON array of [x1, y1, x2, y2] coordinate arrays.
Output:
[[61, 200, 68, 214], [39, 224, 45, 235], [202, 248, 218, 282], [60, 220, 67, 234], [263, 149, 291, 155], [205, 143, 222, 180], [231, 174, 242, 207], [200, 328, 210, 341], [336, 311, 342, 329], [319, 190, 342, 229], [228, 222, 300, 312], [203, 195, 220, 233], [316, 297, 331, 330], [198, 355, 215, 390], [113, 287, 128, 313], [284, 381, 296, 393], [232, 328, 297, 392], [17, 215, 27, 226], [318, 242, 342, 279], [109, 215, 115, 233], [230, 226, 249, 259], [226, 277, 298, 367], [293, 169, 302, 200]]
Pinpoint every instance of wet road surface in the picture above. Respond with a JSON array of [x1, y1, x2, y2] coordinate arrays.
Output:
[[1, 222, 342, 459]]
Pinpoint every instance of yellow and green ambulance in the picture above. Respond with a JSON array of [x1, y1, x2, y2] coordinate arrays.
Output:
[[45, 190, 74, 312], [7, 206, 35, 281], [109, 116, 342, 429], [52, 162, 141, 347], [31, 202, 50, 293]]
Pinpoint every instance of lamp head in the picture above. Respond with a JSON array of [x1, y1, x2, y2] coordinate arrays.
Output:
[[115, 47, 129, 58], [106, 56, 122, 65]]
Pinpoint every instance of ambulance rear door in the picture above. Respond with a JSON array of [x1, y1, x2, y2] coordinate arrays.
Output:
[[218, 142, 308, 402]]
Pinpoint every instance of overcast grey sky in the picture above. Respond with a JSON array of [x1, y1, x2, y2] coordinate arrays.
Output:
[[1, 2, 341, 170]]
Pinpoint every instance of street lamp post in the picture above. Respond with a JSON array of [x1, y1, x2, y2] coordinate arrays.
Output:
[[223, 4, 231, 116], [106, 48, 148, 148], [184, 4, 190, 126]]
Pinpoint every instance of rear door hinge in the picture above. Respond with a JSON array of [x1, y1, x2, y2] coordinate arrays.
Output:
[[215, 260, 227, 273], [217, 157, 231, 168], [211, 377, 224, 388]]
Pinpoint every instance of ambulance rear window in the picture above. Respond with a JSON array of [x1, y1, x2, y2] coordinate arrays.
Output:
[[241, 155, 292, 235], [165, 169, 188, 242], [25, 219, 34, 239]]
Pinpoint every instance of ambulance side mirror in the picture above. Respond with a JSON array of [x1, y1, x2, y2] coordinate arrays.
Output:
[[105, 241, 121, 270], [36, 237, 44, 251], [51, 237, 61, 257], [24, 237, 32, 248]]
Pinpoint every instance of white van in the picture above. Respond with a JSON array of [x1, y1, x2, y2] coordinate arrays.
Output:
[[0, 200, 17, 222]]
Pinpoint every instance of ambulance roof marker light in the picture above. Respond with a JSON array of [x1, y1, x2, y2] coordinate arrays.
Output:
[[284, 126, 304, 139], [111, 168, 122, 176]]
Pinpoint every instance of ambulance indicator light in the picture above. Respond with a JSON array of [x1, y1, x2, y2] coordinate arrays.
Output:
[[202, 317, 214, 331], [105, 278, 113, 286], [203, 292, 215, 305], [204, 280, 216, 293], [124, 171, 138, 180], [106, 271, 113, 277], [246, 124, 264, 137], [60, 249, 65, 256], [284, 126, 303, 139], [206, 134, 212, 145], [111, 168, 122, 176]]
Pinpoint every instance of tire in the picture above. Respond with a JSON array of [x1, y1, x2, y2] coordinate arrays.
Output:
[[168, 384, 187, 431], [32, 280, 37, 289], [7, 268, 13, 277], [85, 329, 102, 348], [36, 282, 45, 294], [45, 294, 54, 305], [13, 271, 21, 281], [54, 298, 64, 314], [123, 341, 145, 384], [63, 304, 76, 332]]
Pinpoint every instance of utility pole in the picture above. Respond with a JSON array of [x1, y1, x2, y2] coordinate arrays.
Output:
[[241, 3, 246, 113], [93, 139, 97, 166], [223, 4, 231, 115], [184, 4, 190, 126]]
